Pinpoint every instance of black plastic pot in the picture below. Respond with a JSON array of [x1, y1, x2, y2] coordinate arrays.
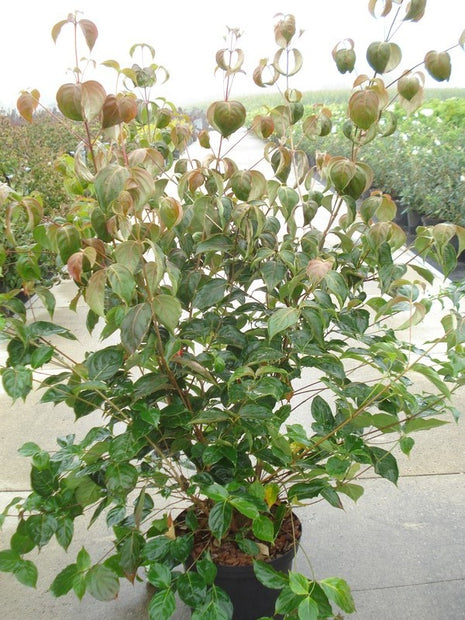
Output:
[[213, 544, 297, 620]]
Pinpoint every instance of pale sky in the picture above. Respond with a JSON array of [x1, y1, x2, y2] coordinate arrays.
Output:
[[1, 0, 464, 110]]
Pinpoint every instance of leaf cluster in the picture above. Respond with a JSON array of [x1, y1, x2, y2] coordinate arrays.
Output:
[[1, 4, 465, 619]]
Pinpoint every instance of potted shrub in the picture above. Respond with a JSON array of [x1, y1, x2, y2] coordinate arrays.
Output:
[[1, 4, 465, 619]]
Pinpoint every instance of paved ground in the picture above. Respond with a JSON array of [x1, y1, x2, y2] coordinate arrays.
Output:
[[1, 132, 464, 619]]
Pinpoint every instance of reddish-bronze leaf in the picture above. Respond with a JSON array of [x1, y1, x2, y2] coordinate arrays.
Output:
[[102, 94, 121, 128], [460, 29, 465, 50], [253, 59, 279, 87], [306, 258, 333, 285], [17, 91, 40, 123], [251, 115, 275, 139], [198, 130, 211, 148], [349, 90, 379, 130], [274, 14, 296, 48], [368, 0, 393, 18], [78, 19, 98, 51], [403, 0, 427, 22], [160, 197, 183, 229], [117, 94, 138, 123], [81, 80, 106, 122], [397, 71, 424, 101], [67, 251, 84, 283], [207, 101, 246, 138], [51, 19, 70, 44], [424, 50, 451, 82], [332, 40, 356, 74], [56, 83, 83, 121]]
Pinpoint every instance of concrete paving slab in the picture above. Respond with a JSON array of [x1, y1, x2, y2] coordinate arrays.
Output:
[[351, 580, 465, 620]]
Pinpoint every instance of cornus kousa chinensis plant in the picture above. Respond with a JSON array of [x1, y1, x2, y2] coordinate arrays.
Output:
[[1, 3, 465, 618]]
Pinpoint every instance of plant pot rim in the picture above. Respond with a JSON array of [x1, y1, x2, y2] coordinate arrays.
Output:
[[175, 508, 302, 568]]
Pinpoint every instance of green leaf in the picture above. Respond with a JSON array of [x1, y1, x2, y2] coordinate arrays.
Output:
[[142, 537, 171, 563], [56, 83, 83, 120], [109, 433, 141, 462], [288, 480, 325, 501], [229, 497, 260, 520], [75, 477, 102, 506], [323, 271, 348, 307], [298, 596, 319, 620], [196, 558, 217, 585], [26, 514, 58, 548], [148, 589, 176, 620], [30, 345, 54, 369], [411, 363, 451, 398], [16, 254, 41, 280], [86, 564, 120, 601], [152, 295, 182, 332], [28, 321, 77, 340], [237, 537, 260, 555], [424, 50, 451, 82], [120, 531, 144, 580], [404, 0, 426, 22], [10, 531, 35, 555], [85, 269, 106, 317], [204, 483, 229, 502], [121, 302, 152, 354], [86, 346, 124, 381], [250, 376, 286, 401], [195, 235, 233, 254], [50, 563, 78, 597], [193, 278, 227, 310], [253, 560, 288, 589], [321, 487, 343, 509], [404, 418, 448, 433], [76, 547, 91, 571], [2, 367, 32, 401], [55, 518, 74, 551], [289, 571, 309, 595], [311, 395, 335, 433], [207, 100, 246, 138], [107, 264, 136, 303], [57, 225, 81, 263], [177, 572, 207, 608], [252, 515, 275, 543], [366, 41, 401, 73], [94, 164, 130, 213], [133, 373, 170, 401], [73, 572, 87, 600], [105, 462, 138, 494], [370, 447, 399, 484], [261, 261, 287, 293], [14, 559, 38, 588], [268, 307, 299, 340], [349, 90, 379, 130], [208, 502, 232, 541], [0, 549, 21, 572], [337, 483, 364, 502], [275, 585, 304, 615], [170, 533, 193, 563], [80, 79, 106, 121], [114, 240, 142, 273], [31, 466, 58, 497], [18, 442, 41, 456], [400, 436, 415, 455], [320, 577, 356, 614], [147, 562, 172, 589]]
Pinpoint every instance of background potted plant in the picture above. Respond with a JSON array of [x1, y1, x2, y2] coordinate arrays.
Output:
[[1, 3, 465, 619]]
